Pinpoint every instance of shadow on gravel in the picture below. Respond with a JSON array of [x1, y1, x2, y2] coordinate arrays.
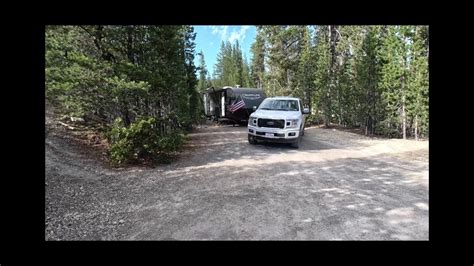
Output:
[[128, 152, 428, 240]]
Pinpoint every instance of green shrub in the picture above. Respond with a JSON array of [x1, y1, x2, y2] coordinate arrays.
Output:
[[305, 114, 324, 126], [108, 117, 184, 166], [375, 119, 401, 138]]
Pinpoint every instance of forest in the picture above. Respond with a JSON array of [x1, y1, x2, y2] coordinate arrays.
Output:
[[46, 25, 429, 165]]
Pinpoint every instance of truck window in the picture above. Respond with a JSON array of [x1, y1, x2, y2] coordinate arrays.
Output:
[[259, 99, 299, 111]]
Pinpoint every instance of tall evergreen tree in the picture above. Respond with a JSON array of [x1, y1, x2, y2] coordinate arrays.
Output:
[[250, 28, 265, 89], [379, 26, 411, 138], [233, 40, 244, 87], [214, 40, 248, 88], [183, 26, 199, 127], [406, 25, 429, 140], [246, 25, 428, 139], [296, 26, 315, 110], [242, 54, 253, 87], [261, 26, 306, 96], [313, 25, 332, 127], [206, 73, 213, 88], [197, 50, 208, 91], [355, 26, 383, 134], [46, 25, 200, 164]]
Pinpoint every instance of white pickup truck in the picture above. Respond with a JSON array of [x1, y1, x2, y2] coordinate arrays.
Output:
[[247, 97, 310, 148]]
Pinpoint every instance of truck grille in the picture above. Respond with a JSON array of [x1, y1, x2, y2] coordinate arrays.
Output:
[[257, 119, 285, 129]]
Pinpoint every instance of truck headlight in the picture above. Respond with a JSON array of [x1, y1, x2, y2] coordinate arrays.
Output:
[[286, 119, 299, 128], [249, 116, 257, 126]]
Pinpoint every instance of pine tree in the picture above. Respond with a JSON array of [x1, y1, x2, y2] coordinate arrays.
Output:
[[46, 25, 198, 136], [233, 40, 244, 87], [214, 41, 231, 87], [313, 25, 332, 127], [260, 26, 306, 96], [183, 26, 199, 127], [296, 26, 316, 110], [354, 26, 383, 134], [206, 73, 213, 88], [406, 26, 429, 140], [197, 50, 208, 91], [250, 28, 265, 89], [242, 54, 253, 87], [379, 26, 411, 138], [214, 40, 248, 88], [246, 25, 428, 139]]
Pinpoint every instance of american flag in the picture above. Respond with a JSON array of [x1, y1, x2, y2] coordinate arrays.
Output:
[[228, 96, 246, 113]]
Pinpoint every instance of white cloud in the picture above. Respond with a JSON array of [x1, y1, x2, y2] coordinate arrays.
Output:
[[228, 32, 240, 43], [209, 26, 250, 44], [228, 26, 250, 44], [209, 26, 228, 41]]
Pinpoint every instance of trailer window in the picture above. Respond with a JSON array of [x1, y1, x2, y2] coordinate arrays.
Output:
[[228, 95, 235, 104]]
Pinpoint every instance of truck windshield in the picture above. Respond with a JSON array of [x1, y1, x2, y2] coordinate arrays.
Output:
[[259, 99, 299, 111]]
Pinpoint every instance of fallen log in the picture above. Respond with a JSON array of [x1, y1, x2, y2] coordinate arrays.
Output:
[[57, 121, 75, 130]]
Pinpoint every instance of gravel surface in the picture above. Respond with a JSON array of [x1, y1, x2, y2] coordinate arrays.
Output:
[[45, 122, 429, 240]]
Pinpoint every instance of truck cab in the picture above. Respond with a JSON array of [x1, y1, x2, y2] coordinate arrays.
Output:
[[247, 97, 310, 148]]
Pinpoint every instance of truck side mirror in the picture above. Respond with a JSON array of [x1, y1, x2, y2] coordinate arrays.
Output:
[[253, 106, 257, 111], [303, 107, 310, 114]]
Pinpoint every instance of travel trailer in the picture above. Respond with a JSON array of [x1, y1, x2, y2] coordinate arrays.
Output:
[[202, 86, 266, 124]]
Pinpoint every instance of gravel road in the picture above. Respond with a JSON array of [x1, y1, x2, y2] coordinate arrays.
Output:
[[45, 124, 429, 240]]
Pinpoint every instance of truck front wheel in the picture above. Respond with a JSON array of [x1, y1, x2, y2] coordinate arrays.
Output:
[[248, 134, 256, 145], [290, 135, 301, 148]]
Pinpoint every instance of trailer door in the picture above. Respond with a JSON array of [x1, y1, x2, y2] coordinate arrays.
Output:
[[221, 93, 225, 117], [203, 94, 208, 115]]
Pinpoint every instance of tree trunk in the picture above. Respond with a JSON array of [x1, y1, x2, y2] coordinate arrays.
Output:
[[372, 90, 376, 135], [365, 118, 368, 136], [325, 108, 330, 127], [308, 91, 312, 116], [122, 101, 131, 127], [371, 116, 375, 135], [327, 25, 339, 129], [415, 115, 418, 141], [401, 71, 407, 139], [366, 116, 373, 136], [402, 96, 406, 140], [127, 26, 135, 64], [338, 106, 342, 125], [337, 81, 343, 126]]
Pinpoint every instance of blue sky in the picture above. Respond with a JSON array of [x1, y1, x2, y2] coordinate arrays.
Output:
[[193, 26, 257, 78]]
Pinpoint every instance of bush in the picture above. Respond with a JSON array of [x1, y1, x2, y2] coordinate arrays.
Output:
[[375, 120, 401, 138], [305, 114, 325, 126], [108, 117, 184, 166]]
